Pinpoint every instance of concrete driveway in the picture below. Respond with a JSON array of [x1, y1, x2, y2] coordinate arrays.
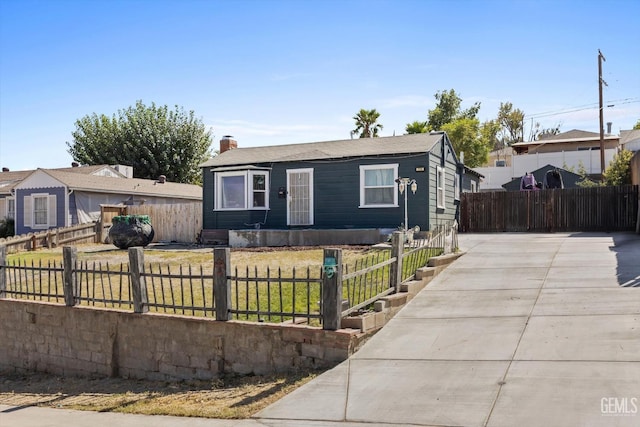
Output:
[[255, 232, 640, 426], [2, 232, 639, 427]]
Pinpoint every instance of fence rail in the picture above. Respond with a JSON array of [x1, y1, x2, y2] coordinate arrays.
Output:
[[0, 222, 459, 330], [0, 222, 98, 254], [460, 185, 639, 233]]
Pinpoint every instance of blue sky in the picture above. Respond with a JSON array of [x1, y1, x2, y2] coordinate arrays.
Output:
[[1, 0, 639, 171]]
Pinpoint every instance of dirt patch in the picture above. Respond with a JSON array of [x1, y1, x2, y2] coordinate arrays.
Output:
[[0, 369, 322, 418]]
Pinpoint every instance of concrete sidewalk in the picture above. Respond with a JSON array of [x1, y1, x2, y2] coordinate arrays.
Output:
[[2, 232, 640, 426]]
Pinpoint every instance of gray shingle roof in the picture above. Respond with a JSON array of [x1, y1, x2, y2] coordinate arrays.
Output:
[[200, 133, 444, 168], [0, 170, 32, 194], [40, 169, 202, 200]]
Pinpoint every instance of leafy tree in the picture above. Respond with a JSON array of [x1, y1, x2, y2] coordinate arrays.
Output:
[[352, 108, 383, 138], [633, 119, 640, 130], [405, 120, 428, 134], [427, 89, 480, 131], [480, 119, 501, 152], [66, 101, 212, 184], [497, 102, 525, 145], [603, 149, 633, 186], [441, 118, 490, 167]]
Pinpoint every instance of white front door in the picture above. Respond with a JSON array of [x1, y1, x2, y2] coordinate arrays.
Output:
[[287, 168, 313, 226]]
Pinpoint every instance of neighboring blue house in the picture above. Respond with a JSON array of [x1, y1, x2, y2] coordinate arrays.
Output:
[[3, 165, 201, 236], [199, 133, 462, 245]]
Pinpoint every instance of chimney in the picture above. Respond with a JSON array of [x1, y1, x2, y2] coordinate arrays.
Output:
[[606, 122, 612, 134], [2, 167, 9, 172], [158, 175, 166, 184], [71, 162, 79, 167], [220, 135, 237, 153]]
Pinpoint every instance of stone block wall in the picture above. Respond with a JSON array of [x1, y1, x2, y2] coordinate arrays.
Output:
[[0, 300, 363, 381]]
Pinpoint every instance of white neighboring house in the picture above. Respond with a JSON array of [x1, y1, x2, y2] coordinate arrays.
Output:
[[474, 129, 622, 191], [620, 129, 640, 152], [3, 165, 201, 235]]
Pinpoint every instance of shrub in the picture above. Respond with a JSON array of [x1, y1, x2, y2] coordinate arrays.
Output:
[[0, 217, 15, 238]]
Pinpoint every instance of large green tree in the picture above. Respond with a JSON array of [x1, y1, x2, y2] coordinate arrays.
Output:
[[633, 119, 640, 130], [352, 108, 383, 138], [442, 118, 490, 167], [66, 101, 212, 184], [427, 89, 480, 131]]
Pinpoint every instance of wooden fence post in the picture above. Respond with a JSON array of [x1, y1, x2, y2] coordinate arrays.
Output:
[[0, 246, 6, 298], [128, 247, 149, 313], [62, 246, 77, 306], [214, 247, 231, 321], [322, 248, 343, 331], [390, 231, 404, 293]]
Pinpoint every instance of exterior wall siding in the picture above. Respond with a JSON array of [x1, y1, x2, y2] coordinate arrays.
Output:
[[427, 138, 459, 228], [15, 187, 66, 235], [203, 154, 434, 231]]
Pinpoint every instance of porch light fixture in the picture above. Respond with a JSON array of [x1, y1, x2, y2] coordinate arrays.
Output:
[[396, 177, 417, 231]]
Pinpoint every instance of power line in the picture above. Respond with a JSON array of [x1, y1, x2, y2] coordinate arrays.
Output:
[[525, 97, 640, 120]]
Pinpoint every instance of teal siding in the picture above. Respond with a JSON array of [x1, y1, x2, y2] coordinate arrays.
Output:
[[427, 137, 459, 229], [203, 154, 433, 231], [202, 134, 461, 232]]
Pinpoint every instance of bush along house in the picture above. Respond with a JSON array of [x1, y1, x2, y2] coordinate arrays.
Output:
[[200, 133, 462, 247]]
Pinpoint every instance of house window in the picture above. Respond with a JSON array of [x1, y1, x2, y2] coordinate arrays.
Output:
[[436, 166, 445, 209], [471, 181, 477, 193], [215, 170, 269, 210], [454, 172, 460, 201], [33, 195, 49, 227], [251, 172, 267, 208], [6, 197, 15, 219], [495, 160, 506, 167], [359, 164, 398, 208]]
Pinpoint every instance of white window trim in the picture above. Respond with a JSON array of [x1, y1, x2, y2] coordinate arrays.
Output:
[[436, 166, 446, 209], [454, 172, 460, 201], [31, 193, 50, 229], [359, 163, 399, 208], [249, 170, 269, 209], [6, 196, 15, 219], [214, 170, 270, 211], [471, 181, 477, 193]]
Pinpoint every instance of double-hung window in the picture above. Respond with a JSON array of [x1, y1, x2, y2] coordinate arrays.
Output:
[[33, 195, 49, 227], [215, 170, 269, 210], [359, 164, 398, 208], [436, 166, 446, 209]]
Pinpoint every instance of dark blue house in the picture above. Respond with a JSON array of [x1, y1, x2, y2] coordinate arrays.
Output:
[[200, 133, 462, 245]]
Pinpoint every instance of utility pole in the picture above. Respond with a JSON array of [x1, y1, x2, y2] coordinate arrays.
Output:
[[598, 49, 607, 176]]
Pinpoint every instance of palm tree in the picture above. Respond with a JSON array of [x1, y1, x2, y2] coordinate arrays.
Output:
[[352, 109, 383, 138], [405, 120, 429, 134]]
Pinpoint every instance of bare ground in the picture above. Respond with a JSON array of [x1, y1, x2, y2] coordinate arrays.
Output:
[[0, 369, 323, 419]]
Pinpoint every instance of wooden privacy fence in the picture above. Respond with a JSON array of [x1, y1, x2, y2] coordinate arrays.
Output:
[[99, 203, 203, 244], [127, 203, 202, 243], [0, 222, 458, 330], [460, 185, 639, 233]]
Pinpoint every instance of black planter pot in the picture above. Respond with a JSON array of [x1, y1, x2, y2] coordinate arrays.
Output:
[[109, 215, 155, 249]]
